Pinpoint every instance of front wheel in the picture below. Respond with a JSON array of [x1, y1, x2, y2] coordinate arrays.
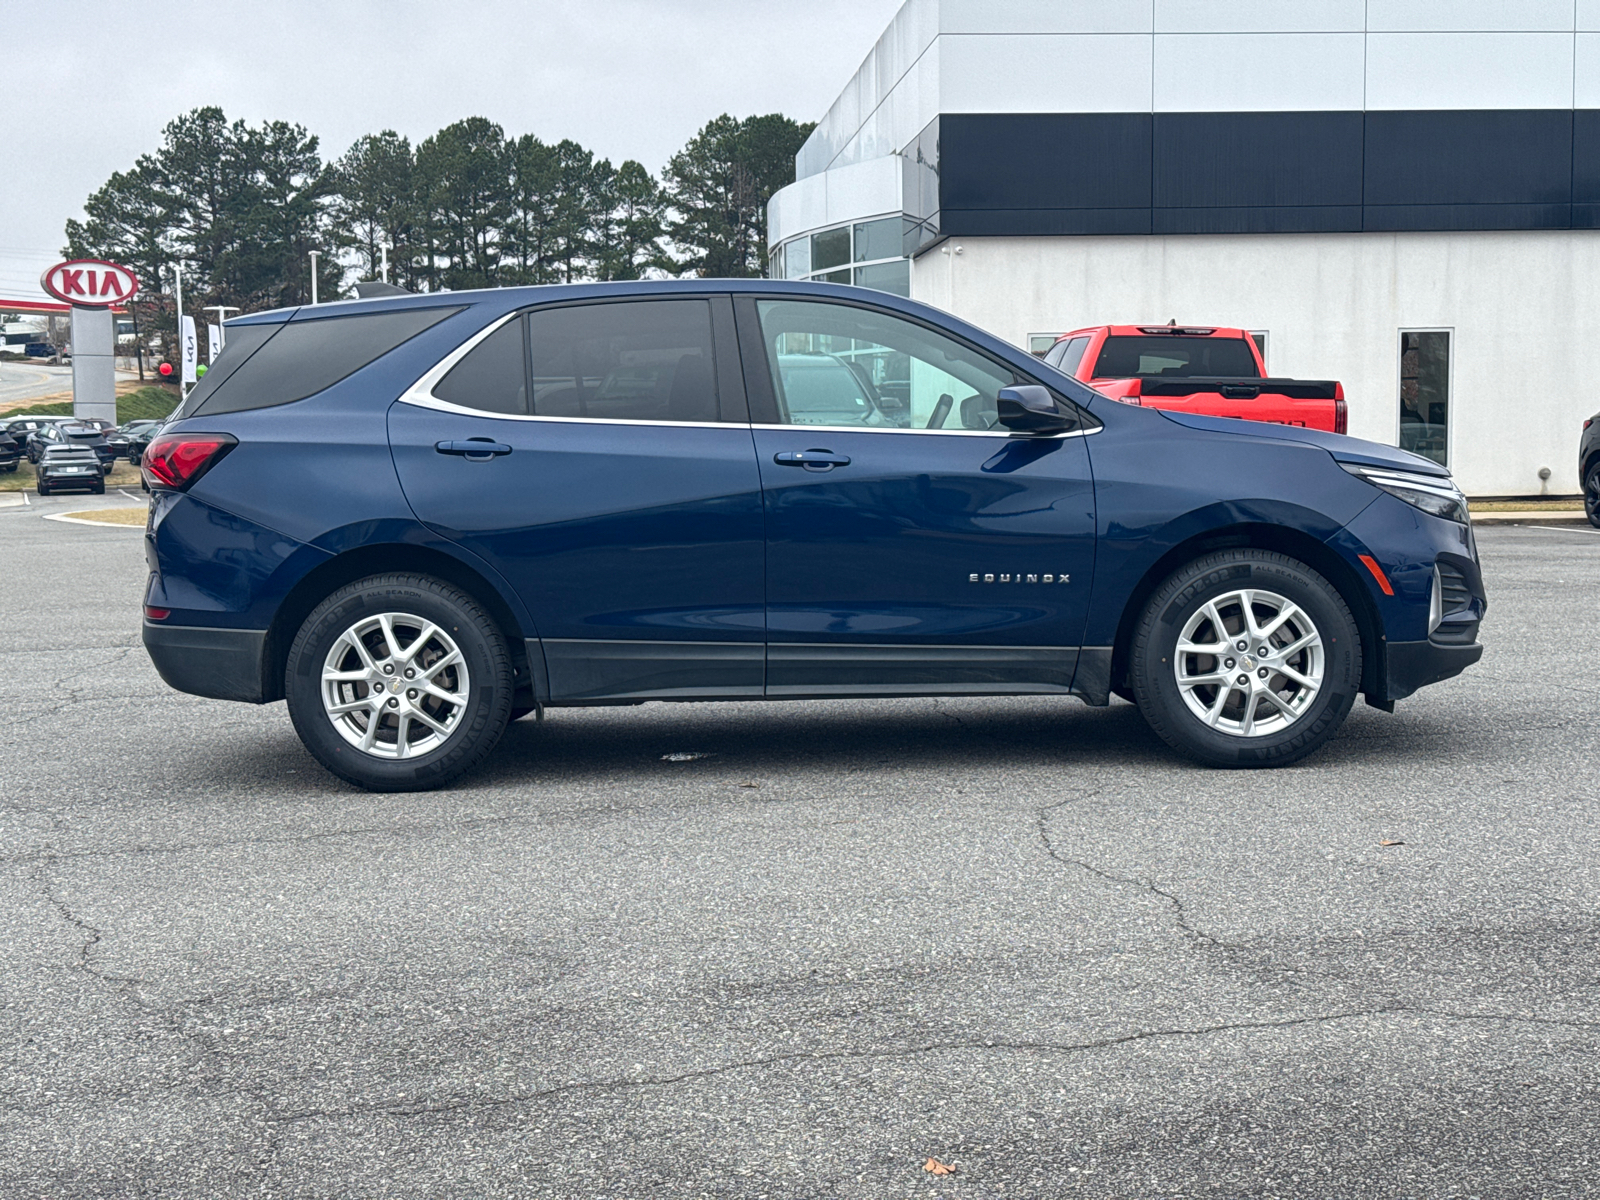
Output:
[[285, 573, 514, 791], [1585, 465, 1600, 529], [1130, 550, 1361, 768]]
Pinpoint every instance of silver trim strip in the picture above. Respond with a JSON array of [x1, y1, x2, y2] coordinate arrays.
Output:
[[396, 310, 520, 413], [749, 422, 1100, 440]]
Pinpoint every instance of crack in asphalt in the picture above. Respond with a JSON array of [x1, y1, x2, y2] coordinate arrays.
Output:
[[1036, 795, 1224, 950], [261, 1004, 1600, 1126]]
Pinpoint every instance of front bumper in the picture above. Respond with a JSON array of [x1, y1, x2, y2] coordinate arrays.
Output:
[[143, 621, 269, 703], [1385, 639, 1483, 701]]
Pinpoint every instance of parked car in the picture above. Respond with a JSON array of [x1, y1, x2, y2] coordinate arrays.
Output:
[[29, 421, 115, 472], [35, 444, 107, 496], [1582, 413, 1600, 528], [7, 416, 74, 461], [107, 419, 162, 461], [125, 420, 165, 466], [140, 281, 1484, 792], [0, 435, 18, 472], [1046, 325, 1346, 433]]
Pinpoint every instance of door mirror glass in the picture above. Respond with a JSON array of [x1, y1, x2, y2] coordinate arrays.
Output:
[[997, 385, 1074, 434]]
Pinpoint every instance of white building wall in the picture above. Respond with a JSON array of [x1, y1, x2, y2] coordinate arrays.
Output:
[[911, 230, 1594, 497]]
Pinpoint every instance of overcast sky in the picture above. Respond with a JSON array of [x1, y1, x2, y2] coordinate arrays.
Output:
[[0, 0, 901, 301]]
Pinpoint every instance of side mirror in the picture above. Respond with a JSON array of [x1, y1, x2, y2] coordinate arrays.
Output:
[[996, 385, 1073, 434]]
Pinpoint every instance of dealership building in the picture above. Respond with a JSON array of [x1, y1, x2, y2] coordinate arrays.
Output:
[[767, 0, 1600, 496]]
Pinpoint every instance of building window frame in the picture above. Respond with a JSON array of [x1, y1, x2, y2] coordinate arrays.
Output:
[[771, 213, 909, 297]]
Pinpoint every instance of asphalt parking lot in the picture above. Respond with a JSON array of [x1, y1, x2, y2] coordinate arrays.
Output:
[[2, 494, 1596, 1199]]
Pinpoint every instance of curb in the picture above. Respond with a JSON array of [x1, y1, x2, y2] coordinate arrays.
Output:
[[1470, 510, 1588, 524]]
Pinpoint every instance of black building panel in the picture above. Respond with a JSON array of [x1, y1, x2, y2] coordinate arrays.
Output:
[[1362, 110, 1572, 207], [1153, 205, 1363, 234], [938, 113, 1152, 212], [1153, 111, 1363, 209], [924, 109, 1600, 240]]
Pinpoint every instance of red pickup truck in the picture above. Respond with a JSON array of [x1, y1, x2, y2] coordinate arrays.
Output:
[[1044, 325, 1346, 434]]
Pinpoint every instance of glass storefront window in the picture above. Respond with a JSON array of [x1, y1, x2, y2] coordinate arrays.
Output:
[[812, 227, 851, 271], [784, 237, 810, 279], [768, 243, 783, 281], [853, 217, 900, 263], [1399, 330, 1450, 467], [854, 260, 909, 296], [816, 267, 851, 285]]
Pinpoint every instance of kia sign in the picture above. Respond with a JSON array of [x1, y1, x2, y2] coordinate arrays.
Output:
[[40, 258, 139, 307]]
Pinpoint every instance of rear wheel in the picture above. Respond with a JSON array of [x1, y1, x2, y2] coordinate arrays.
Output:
[[1130, 550, 1361, 767], [285, 574, 513, 791], [91, 481, 105, 495], [35, 480, 48, 496], [1585, 464, 1600, 529]]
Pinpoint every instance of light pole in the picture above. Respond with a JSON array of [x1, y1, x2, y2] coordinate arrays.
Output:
[[170, 262, 187, 399], [308, 251, 320, 305], [380, 243, 390, 284], [204, 304, 239, 358]]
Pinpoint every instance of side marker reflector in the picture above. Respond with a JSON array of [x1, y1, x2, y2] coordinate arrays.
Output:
[[1357, 554, 1394, 596], [145, 606, 171, 620]]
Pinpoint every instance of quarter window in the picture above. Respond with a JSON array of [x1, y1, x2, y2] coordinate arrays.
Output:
[[755, 299, 1021, 431], [433, 318, 527, 415], [528, 300, 720, 423], [1047, 336, 1091, 376]]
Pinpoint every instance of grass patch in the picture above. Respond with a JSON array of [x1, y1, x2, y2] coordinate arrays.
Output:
[[0, 460, 143, 492], [58, 507, 147, 526], [1469, 498, 1584, 512], [4, 385, 179, 424]]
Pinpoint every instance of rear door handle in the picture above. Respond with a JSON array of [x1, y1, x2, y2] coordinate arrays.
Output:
[[435, 439, 512, 461], [774, 449, 851, 471]]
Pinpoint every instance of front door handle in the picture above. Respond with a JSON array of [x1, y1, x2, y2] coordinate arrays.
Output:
[[436, 438, 512, 461], [774, 449, 851, 471]]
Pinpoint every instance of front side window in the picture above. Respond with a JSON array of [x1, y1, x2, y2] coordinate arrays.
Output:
[[1399, 330, 1450, 467], [528, 300, 719, 423], [756, 299, 1019, 431]]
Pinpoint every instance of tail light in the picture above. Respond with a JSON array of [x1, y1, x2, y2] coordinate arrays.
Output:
[[141, 433, 237, 490], [1333, 383, 1347, 435], [1118, 378, 1143, 406], [1586, 419, 1594, 430]]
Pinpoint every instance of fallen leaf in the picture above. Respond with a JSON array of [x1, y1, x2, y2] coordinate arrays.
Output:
[[738, 780, 760, 789], [1379, 839, 1405, 847], [923, 1157, 957, 1176]]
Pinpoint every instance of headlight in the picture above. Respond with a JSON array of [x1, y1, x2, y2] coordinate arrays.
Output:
[[1340, 462, 1468, 524]]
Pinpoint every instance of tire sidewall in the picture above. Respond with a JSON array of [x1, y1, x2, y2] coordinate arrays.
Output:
[[286, 576, 511, 791], [1134, 553, 1360, 766], [1586, 467, 1600, 528]]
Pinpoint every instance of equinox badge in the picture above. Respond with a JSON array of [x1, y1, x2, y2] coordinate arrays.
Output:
[[969, 573, 1070, 583]]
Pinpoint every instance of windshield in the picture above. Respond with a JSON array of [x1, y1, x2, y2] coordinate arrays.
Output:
[[1094, 336, 1260, 379]]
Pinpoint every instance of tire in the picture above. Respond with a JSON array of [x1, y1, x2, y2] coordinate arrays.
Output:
[[1130, 549, 1361, 768], [36, 481, 48, 497], [91, 482, 105, 495], [1585, 464, 1600, 529], [285, 573, 514, 792]]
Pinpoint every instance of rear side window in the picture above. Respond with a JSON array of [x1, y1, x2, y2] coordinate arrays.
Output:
[[1093, 336, 1260, 379], [189, 307, 461, 417], [527, 300, 719, 423], [433, 319, 528, 415]]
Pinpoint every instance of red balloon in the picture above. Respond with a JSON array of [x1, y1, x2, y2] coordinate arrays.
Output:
[[159, 362, 172, 376]]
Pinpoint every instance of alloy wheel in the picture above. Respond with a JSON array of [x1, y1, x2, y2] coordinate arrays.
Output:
[[321, 612, 470, 759], [1173, 588, 1324, 737]]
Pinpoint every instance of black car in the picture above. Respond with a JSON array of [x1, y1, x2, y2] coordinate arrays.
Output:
[[121, 420, 165, 466], [7, 416, 73, 463], [106, 419, 159, 460], [35, 445, 106, 496], [1583, 413, 1600, 527], [28, 421, 115, 472], [0, 427, 19, 473]]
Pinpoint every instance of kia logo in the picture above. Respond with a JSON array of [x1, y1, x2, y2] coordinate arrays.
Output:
[[40, 259, 140, 308]]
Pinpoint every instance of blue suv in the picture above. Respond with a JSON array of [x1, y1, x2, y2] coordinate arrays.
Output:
[[140, 281, 1485, 791]]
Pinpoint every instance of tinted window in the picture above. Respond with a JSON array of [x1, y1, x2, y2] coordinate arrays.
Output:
[[171, 321, 284, 418], [190, 307, 461, 417], [528, 300, 719, 423], [756, 299, 1020, 431], [1093, 336, 1260, 379], [1046, 336, 1091, 376], [433, 319, 527, 414]]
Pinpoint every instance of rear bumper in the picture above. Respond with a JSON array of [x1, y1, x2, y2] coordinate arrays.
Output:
[[143, 621, 269, 703], [1386, 638, 1483, 702]]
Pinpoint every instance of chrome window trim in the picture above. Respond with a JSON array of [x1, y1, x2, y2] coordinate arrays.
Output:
[[396, 310, 520, 414], [750, 422, 1100, 440]]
